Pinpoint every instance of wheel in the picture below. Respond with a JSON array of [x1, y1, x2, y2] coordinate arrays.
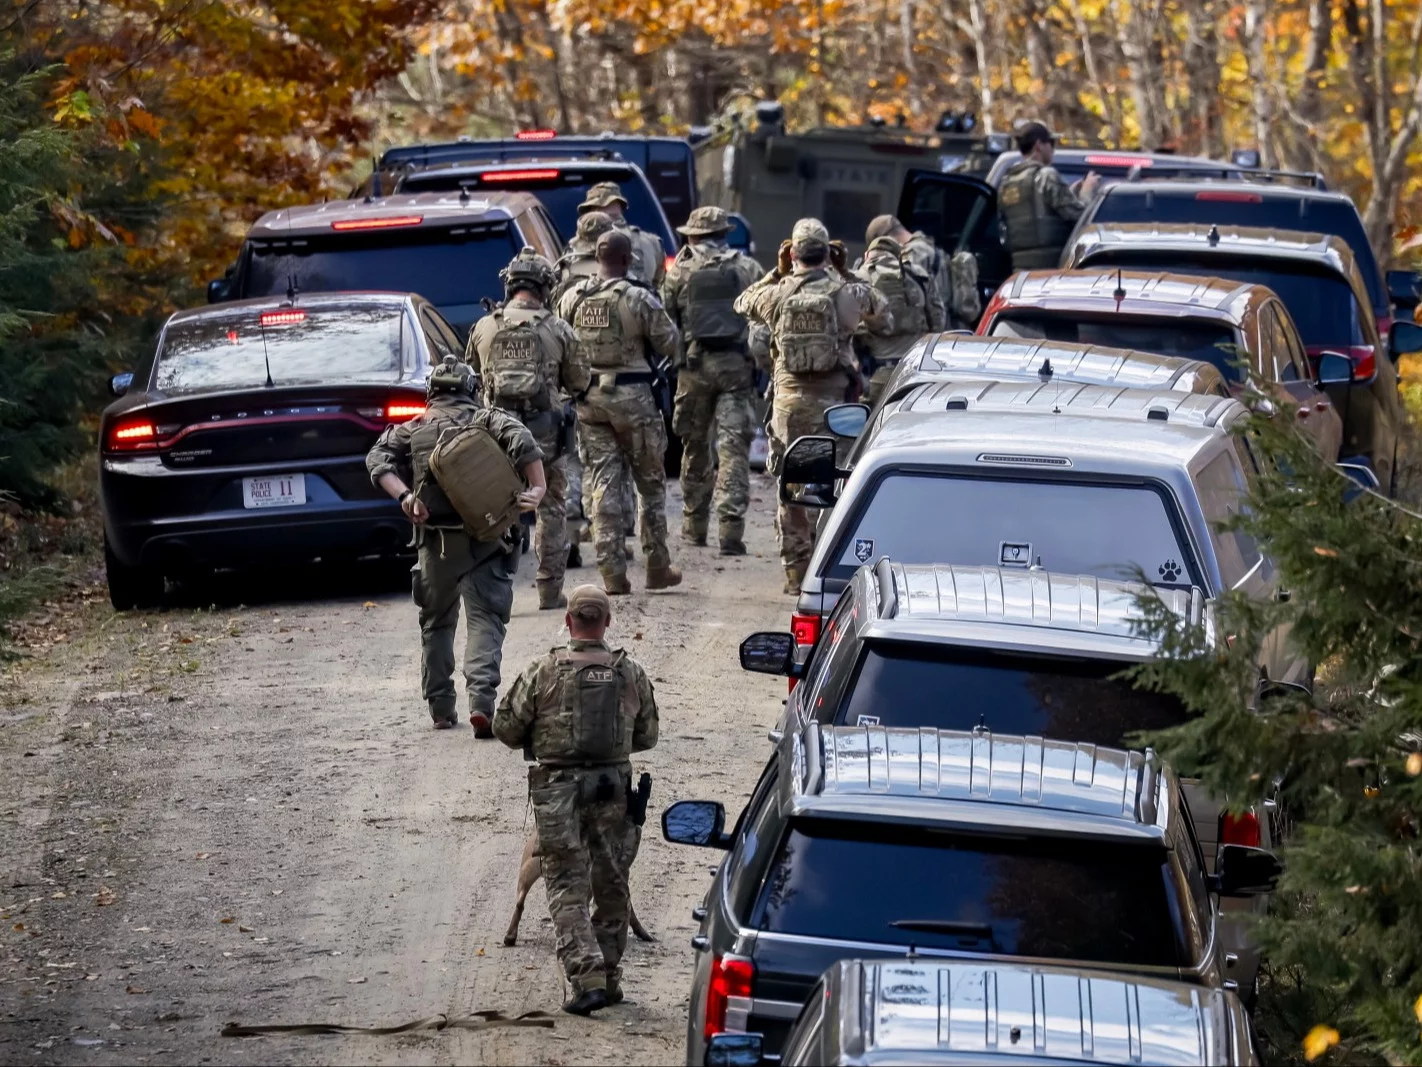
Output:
[[104, 537, 163, 611]]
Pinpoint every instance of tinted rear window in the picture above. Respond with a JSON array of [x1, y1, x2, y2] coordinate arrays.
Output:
[[989, 313, 1241, 379], [1082, 252, 1364, 348], [244, 225, 519, 320], [829, 473, 1197, 589], [838, 644, 1189, 748], [754, 821, 1184, 967], [1093, 191, 1383, 308], [155, 306, 402, 396]]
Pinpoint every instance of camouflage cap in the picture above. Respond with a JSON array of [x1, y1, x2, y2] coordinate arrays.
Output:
[[567, 583, 611, 620], [575, 210, 615, 242], [426, 354, 478, 398], [677, 205, 732, 237], [791, 217, 830, 251], [578, 181, 629, 213], [865, 214, 903, 243]]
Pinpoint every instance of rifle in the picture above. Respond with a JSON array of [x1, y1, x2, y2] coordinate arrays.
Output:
[[644, 343, 676, 420], [626, 772, 652, 827]]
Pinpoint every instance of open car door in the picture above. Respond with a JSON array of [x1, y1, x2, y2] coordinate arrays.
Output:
[[896, 171, 1008, 323]]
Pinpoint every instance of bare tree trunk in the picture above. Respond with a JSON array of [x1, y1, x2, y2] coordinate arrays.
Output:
[[1181, 0, 1223, 156], [1361, 1, 1422, 262], [1242, 0, 1274, 166], [899, 0, 922, 116], [1112, 0, 1169, 147], [1072, 0, 1121, 143], [961, 0, 994, 131]]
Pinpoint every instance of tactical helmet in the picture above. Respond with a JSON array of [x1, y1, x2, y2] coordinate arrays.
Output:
[[578, 181, 629, 213], [575, 210, 616, 243], [499, 245, 557, 299], [427, 354, 478, 398]]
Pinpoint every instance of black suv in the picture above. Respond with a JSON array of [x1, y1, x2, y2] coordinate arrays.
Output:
[[664, 721, 1280, 1064]]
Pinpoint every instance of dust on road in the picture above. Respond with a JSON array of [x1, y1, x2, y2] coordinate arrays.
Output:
[[0, 479, 788, 1066]]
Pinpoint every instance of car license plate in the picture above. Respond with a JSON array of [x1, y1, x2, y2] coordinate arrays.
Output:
[[242, 473, 306, 509]]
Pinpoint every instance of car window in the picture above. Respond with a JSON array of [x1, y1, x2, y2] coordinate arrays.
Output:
[[727, 759, 783, 922], [1261, 304, 1295, 382], [828, 473, 1199, 590], [753, 820, 1187, 967], [783, 979, 828, 1066], [988, 313, 1242, 380], [419, 306, 461, 360], [154, 304, 402, 396], [837, 644, 1191, 747], [800, 593, 862, 721], [800, 586, 859, 695], [1195, 451, 1261, 588], [1273, 302, 1311, 382], [1174, 789, 1213, 947]]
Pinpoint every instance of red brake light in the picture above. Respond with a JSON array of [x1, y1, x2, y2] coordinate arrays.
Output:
[[106, 418, 157, 452], [1221, 811, 1262, 848], [1349, 345, 1377, 381], [385, 402, 426, 422], [1085, 154, 1154, 167], [704, 955, 754, 1044], [1195, 190, 1263, 203], [791, 612, 821, 648], [331, 215, 423, 231], [480, 169, 562, 183], [515, 129, 558, 141], [665, 254, 676, 272], [259, 309, 306, 327]]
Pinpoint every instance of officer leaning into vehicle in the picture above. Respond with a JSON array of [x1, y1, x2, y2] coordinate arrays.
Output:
[[366, 357, 545, 734], [997, 121, 1102, 271], [864, 213, 980, 328], [735, 218, 892, 595], [660, 206, 763, 555], [468, 248, 589, 611], [557, 230, 683, 596], [853, 233, 945, 401], [577, 182, 667, 289], [493, 583, 658, 1016]]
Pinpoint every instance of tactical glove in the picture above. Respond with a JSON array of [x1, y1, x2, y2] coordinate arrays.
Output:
[[776, 240, 794, 278], [828, 239, 849, 276]]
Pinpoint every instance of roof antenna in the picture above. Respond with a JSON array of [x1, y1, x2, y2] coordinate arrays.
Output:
[[1037, 357, 1053, 383], [1113, 267, 1126, 306], [1207, 224, 1220, 247], [285, 273, 299, 305], [459, 184, 471, 204], [257, 319, 275, 390], [367, 154, 382, 202]]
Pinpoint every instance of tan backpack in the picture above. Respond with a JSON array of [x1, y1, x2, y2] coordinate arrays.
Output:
[[427, 424, 524, 542]]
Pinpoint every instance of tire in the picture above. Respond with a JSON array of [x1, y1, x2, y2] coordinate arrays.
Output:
[[104, 537, 163, 611]]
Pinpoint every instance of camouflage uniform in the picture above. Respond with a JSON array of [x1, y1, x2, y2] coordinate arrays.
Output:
[[555, 254, 682, 592], [998, 160, 1089, 271], [365, 368, 541, 726], [493, 622, 658, 1000], [660, 207, 763, 551], [578, 182, 667, 290], [468, 249, 589, 609], [735, 218, 892, 592], [854, 235, 942, 401]]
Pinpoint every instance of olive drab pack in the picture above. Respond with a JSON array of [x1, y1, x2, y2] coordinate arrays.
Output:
[[864, 254, 929, 336], [484, 310, 549, 407], [773, 275, 843, 374], [570, 279, 636, 369], [948, 249, 982, 323], [533, 647, 635, 764], [682, 250, 747, 347], [426, 423, 525, 542]]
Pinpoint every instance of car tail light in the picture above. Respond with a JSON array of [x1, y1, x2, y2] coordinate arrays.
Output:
[[516, 129, 558, 141], [1221, 811, 1262, 848], [331, 215, 423, 231], [259, 309, 306, 326], [106, 418, 158, 452], [976, 288, 1009, 335], [791, 612, 821, 647], [703, 954, 754, 1044], [665, 255, 676, 272], [481, 169, 561, 183], [385, 402, 426, 422], [1085, 154, 1154, 167], [1308, 344, 1376, 382], [1195, 190, 1262, 203]]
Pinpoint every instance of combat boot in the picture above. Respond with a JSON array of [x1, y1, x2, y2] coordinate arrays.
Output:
[[646, 564, 683, 590], [537, 582, 567, 611], [469, 708, 494, 739], [603, 572, 632, 596], [563, 987, 607, 1016], [605, 982, 624, 1006], [783, 565, 805, 596], [566, 543, 582, 569], [681, 520, 708, 547], [719, 520, 746, 557]]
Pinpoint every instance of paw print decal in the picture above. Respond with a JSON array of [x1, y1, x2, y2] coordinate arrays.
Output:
[[1158, 559, 1182, 583]]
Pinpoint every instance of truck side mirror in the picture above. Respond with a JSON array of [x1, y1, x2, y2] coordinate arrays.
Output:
[[824, 403, 870, 439], [739, 632, 797, 676], [1390, 320, 1422, 359], [109, 372, 135, 398], [207, 277, 232, 304], [1210, 843, 1282, 897], [662, 801, 732, 849], [1315, 352, 1355, 386], [1386, 269, 1421, 311]]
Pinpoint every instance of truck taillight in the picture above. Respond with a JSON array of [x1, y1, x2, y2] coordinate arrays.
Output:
[[105, 418, 158, 452], [1221, 811, 1262, 848], [791, 612, 821, 647], [704, 954, 754, 1044]]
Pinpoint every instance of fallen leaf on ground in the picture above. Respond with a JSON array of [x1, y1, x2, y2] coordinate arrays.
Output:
[[238, 925, 252, 933], [1312, 546, 1338, 558], [94, 887, 117, 906], [348, 976, 367, 984], [362, 601, 376, 610], [194, 852, 211, 860], [125, 985, 147, 994], [219, 917, 234, 924]]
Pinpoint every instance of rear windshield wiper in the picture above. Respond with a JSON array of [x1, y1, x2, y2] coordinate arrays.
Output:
[[890, 919, 994, 939]]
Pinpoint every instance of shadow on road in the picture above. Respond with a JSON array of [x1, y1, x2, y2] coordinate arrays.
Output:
[[161, 556, 413, 610]]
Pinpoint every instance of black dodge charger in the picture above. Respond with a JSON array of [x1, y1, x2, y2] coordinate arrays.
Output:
[[100, 292, 466, 609]]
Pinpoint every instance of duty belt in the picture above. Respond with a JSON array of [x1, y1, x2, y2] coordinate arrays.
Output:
[[537, 757, 629, 769], [592, 371, 656, 386]]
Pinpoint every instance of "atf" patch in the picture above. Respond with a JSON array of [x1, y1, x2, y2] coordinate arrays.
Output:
[[575, 302, 612, 329], [787, 310, 827, 333], [582, 668, 616, 682]]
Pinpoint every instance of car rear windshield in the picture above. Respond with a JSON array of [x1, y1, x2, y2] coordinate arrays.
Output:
[[1082, 251, 1364, 348], [155, 305, 402, 396], [828, 473, 1197, 589], [398, 168, 666, 245], [988, 313, 1241, 379], [243, 225, 519, 316], [838, 644, 1190, 748], [1092, 191, 1384, 310], [753, 821, 1184, 967]]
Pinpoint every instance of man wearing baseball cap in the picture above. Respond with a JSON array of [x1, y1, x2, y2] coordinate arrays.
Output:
[[493, 584, 659, 1015], [996, 120, 1102, 270], [577, 181, 667, 288]]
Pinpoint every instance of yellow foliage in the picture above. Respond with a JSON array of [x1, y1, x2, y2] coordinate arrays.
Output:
[[1302, 1024, 1340, 1061]]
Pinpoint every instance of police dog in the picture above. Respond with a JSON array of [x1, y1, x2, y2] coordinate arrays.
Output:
[[503, 829, 654, 947]]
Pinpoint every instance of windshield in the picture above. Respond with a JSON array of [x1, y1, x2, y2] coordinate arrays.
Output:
[[754, 821, 1184, 967], [989, 313, 1241, 379], [828, 473, 1197, 588], [243, 226, 519, 327], [1092, 192, 1384, 310], [155, 305, 402, 396], [1083, 252, 1364, 348], [837, 645, 1189, 748]]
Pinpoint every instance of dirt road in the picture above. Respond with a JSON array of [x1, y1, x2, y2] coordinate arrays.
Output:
[[0, 480, 789, 1065]]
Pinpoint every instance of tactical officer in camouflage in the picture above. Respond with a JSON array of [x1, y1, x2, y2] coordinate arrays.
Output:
[[577, 182, 667, 289], [660, 206, 763, 555], [853, 234, 944, 400], [556, 231, 683, 595], [493, 583, 659, 1015], [553, 210, 616, 308], [997, 122, 1102, 271], [735, 218, 892, 594], [366, 358, 545, 733], [863, 213, 982, 327], [468, 248, 589, 610]]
